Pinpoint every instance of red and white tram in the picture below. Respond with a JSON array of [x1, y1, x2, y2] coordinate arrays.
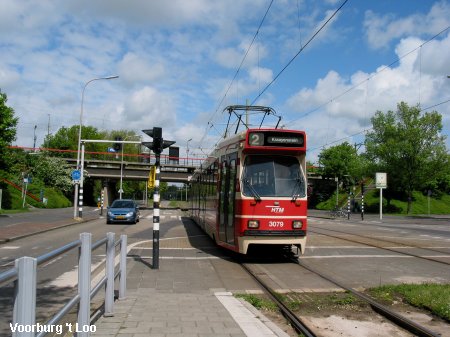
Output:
[[190, 119, 308, 255]]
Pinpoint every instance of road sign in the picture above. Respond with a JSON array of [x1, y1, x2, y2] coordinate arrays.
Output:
[[72, 170, 81, 181], [375, 172, 387, 188]]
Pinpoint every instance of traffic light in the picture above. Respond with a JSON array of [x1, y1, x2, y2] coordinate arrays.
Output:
[[113, 136, 122, 152], [142, 127, 175, 154]]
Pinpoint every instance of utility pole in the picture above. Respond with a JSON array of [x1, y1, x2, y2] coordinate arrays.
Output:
[[142, 127, 175, 269], [33, 125, 37, 151]]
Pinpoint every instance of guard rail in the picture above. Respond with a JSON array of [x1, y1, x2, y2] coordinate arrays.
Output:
[[0, 232, 127, 337]]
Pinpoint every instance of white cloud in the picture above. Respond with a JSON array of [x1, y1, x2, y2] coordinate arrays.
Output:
[[364, 1, 450, 49], [118, 53, 165, 86], [215, 41, 268, 69], [0, 66, 21, 90], [123, 86, 176, 131], [286, 32, 450, 162]]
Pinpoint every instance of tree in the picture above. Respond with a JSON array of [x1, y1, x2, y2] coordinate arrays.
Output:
[[28, 155, 73, 193], [318, 141, 366, 187], [43, 125, 107, 158], [0, 90, 19, 169], [365, 102, 447, 214]]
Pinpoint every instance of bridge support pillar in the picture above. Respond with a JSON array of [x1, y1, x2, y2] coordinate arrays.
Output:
[[101, 180, 116, 207]]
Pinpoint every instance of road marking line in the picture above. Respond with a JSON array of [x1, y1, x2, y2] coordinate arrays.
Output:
[[127, 255, 220, 260], [0, 246, 20, 249], [302, 254, 450, 259]]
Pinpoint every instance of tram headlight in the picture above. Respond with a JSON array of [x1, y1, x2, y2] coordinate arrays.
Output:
[[247, 220, 259, 229], [292, 220, 303, 229]]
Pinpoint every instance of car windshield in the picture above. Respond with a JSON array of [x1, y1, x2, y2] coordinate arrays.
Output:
[[242, 155, 306, 198], [111, 200, 135, 208]]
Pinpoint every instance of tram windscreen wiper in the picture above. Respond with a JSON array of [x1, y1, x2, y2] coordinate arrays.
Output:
[[291, 178, 304, 202], [243, 179, 261, 201]]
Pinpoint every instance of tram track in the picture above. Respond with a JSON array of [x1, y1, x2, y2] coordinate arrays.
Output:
[[309, 226, 450, 266], [241, 258, 442, 337], [241, 262, 316, 337], [293, 259, 442, 337]]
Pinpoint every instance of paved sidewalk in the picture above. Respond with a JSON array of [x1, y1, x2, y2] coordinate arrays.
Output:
[[91, 236, 290, 337]]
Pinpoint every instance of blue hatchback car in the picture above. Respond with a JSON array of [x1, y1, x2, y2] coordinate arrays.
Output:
[[106, 199, 140, 224]]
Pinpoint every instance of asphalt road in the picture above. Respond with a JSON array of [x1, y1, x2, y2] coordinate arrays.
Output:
[[0, 207, 449, 337]]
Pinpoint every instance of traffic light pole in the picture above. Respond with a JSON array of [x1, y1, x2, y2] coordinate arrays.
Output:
[[141, 127, 175, 270], [152, 153, 161, 269]]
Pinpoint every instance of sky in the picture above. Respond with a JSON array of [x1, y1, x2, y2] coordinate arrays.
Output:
[[1, 0, 450, 163]]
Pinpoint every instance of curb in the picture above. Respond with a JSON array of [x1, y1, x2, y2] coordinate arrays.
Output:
[[0, 217, 97, 244]]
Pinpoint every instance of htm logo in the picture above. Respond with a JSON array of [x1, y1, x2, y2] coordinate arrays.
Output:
[[266, 206, 284, 213]]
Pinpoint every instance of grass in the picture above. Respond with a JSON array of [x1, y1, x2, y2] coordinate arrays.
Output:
[[234, 293, 278, 311], [235, 291, 362, 313], [0, 173, 71, 211], [317, 189, 450, 215], [237, 285, 450, 323], [369, 283, 450, 322]]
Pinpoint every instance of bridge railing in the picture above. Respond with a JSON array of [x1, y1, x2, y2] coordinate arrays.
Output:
[[0, 232, 127, 337], [8, 145, 205, 168]]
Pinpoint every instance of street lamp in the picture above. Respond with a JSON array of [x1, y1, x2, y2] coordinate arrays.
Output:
[[33, 125, 37, 152], [186, 138, 192, 165], [119, 134, 139, 199], [74, 75, 119, 219]]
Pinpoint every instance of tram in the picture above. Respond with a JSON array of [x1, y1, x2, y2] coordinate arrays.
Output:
[[190, 106, 307, 255]]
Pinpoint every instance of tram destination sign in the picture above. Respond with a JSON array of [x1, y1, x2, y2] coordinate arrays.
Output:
[[248, 131, 304, 147]]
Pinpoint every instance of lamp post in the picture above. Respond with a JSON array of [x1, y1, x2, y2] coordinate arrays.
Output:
[[33, 125, 37, 151], [119, 134, 138, 199], [186, 138, 192, 165], [74, 75, 119, 219]]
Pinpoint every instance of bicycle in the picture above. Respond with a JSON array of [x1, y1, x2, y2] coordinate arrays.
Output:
[[330, 207, 348, 218]]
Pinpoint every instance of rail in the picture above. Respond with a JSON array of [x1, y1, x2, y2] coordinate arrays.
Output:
[[0, 232, 127, 337], [1, 178, 43, 203]]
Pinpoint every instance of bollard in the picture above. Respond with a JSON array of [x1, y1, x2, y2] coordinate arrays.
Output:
[[347, 195, 350, 220], [100, 190, 104, 216], [78, 233, 91, 337], [105, 232, 115, 316], [119, 235, 127, 299], [13, 257, 37, 337], [361, 193, 364, 220]]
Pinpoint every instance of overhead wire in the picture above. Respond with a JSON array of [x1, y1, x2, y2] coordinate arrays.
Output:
[[288, 25, 450, 125], [250, 0, 349, 105], [198, 0, 275, 147], [300, 25, 450, 152], [308, 98, 450, 153]]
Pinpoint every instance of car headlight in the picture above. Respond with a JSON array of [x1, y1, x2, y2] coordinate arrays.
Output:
[[126, 212, 134, 217], [107, 211, 113, 216], [292, 220, 303, 229], [248, 220, 259, 228]]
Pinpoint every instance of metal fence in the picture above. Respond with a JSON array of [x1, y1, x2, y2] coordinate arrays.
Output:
[[0, 232, 127, 337]]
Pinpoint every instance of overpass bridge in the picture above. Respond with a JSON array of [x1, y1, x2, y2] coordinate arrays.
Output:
[[65, 158, 197, 183]]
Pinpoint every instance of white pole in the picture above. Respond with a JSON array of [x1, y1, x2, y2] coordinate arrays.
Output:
[[119, 144, 124, 199], [74, 75, 119, 219], [335, 177, 338, 207], [379, 188, 383, 220]]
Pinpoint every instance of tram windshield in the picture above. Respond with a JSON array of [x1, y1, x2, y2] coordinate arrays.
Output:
[[242, 155, 306, 198]]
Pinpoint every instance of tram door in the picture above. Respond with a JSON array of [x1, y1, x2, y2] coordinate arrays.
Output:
[[219, 155, 236, 245]]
